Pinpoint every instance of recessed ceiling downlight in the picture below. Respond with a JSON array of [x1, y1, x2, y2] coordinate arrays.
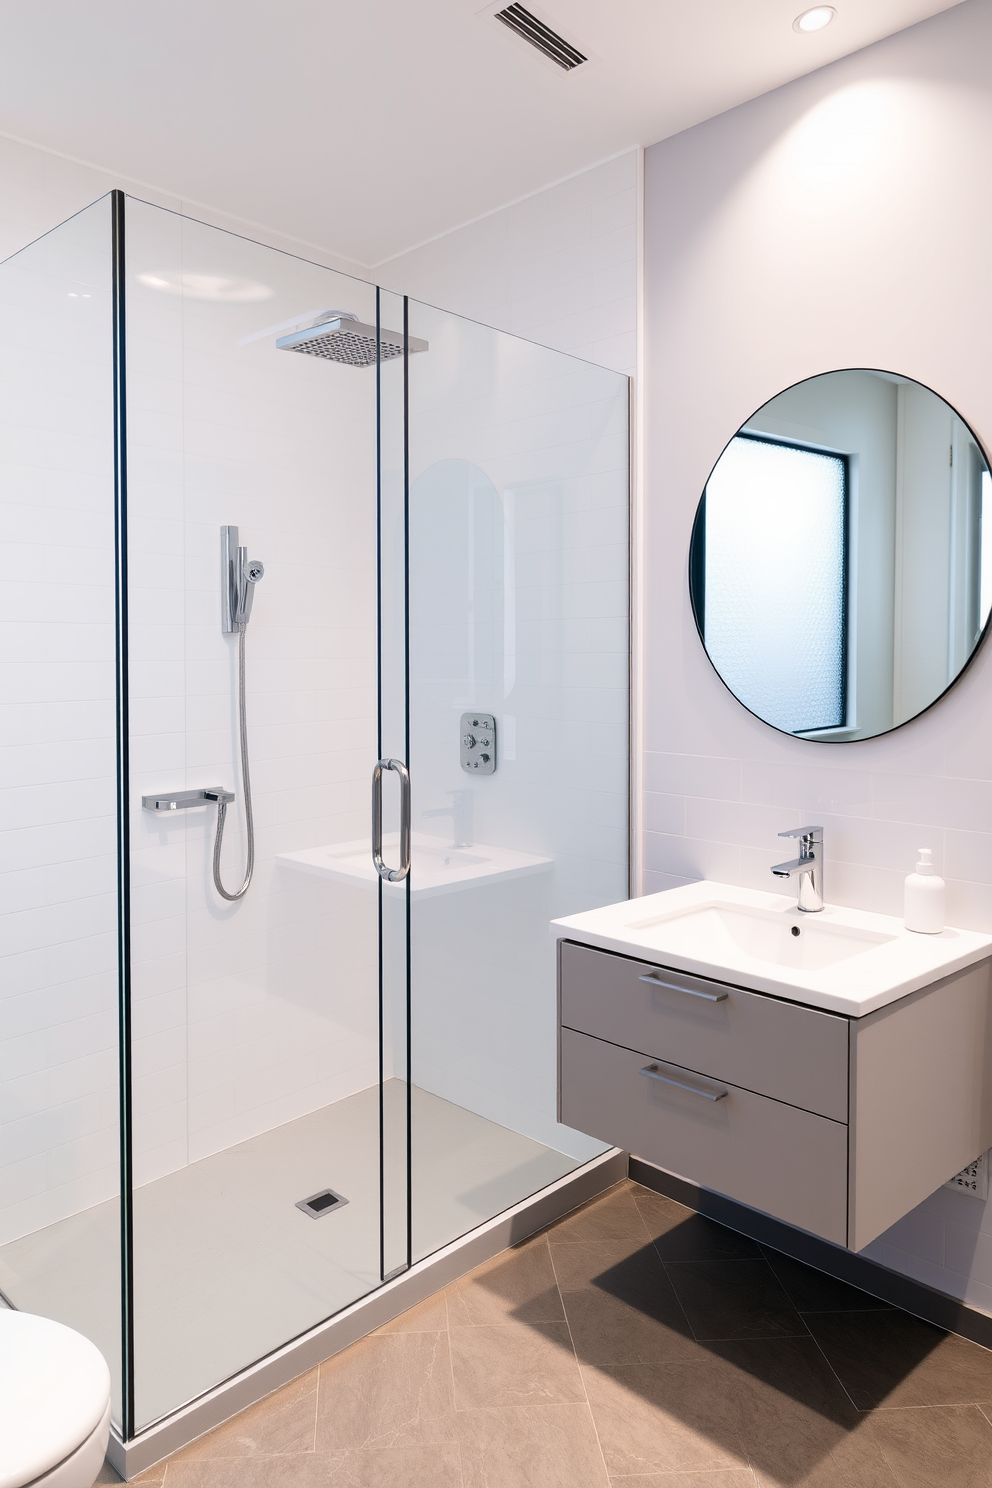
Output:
[[794, 6, 835, 31]]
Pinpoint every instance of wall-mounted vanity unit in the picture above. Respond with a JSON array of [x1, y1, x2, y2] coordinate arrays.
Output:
[[554, 882, 992, 1251]]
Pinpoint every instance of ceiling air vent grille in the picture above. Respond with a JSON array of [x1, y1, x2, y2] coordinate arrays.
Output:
[[494, 4, 587, 69]]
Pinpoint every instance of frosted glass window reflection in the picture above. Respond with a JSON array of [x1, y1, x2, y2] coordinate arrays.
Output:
[[702, 435, 847, 734], [981, 470, 992, 635]]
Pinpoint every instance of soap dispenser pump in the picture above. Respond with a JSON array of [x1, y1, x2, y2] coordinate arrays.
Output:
[[904, 848, 945, 935]]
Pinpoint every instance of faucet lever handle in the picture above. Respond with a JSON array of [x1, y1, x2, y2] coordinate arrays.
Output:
[[778, 825, 823, 841]]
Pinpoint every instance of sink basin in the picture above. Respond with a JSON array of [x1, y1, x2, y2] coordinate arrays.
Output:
[[553, 880, 992, 1016], [278, 831, 552, 899], [628, 901, 894, 972]]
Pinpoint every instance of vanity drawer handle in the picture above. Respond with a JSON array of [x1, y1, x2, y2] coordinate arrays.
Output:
[[639, 1063, 728, 1101], [638, 972, 728, 1003]]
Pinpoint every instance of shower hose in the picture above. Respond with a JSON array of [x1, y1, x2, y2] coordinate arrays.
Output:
[[212, 624, 254, 901]]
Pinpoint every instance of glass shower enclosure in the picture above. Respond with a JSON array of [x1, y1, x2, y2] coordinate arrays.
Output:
[[0, 191, 629, 1452]]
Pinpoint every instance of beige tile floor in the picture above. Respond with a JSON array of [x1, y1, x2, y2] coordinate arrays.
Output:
[[100, 1179, 992, 1487]]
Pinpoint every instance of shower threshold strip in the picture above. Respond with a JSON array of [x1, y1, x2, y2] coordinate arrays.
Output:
[[106, 1146, 625, 1479]]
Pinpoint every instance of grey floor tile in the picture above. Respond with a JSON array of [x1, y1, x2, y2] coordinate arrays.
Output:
[[315, 1331, 456, 1449], [805, 1309, 992, 1408], [449, 1317, 584, 1410], [455, 1402, 609, 1487], [447, 1235, 564, 1327], [711, 1336, 899, 1488], [164, 1444, 463, 1487], [609, 1474, 756, 1487], [665, 1258, 807, 1340], [373, 1292, 448, 1334], [869, 1403, 992, 1488], [554, 1240, 697, 1366], [632, 1186, 762, 1262], [761, 1246, 894, 1314], [581, 1359, 749, 1476], [545, 1183, 651, 1249]]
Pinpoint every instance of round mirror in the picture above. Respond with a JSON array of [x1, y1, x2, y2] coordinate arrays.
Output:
[[688, 370, 992, 741]]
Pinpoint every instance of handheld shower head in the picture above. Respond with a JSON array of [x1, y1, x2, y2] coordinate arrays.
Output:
[[221, 526, 264, 632], [276, 310, 428, 367], [237, 556, 264, 627]]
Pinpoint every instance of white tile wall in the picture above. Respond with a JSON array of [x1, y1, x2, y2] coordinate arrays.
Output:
[[643, 0, 992, 1306], [377, 152, 638, 378]]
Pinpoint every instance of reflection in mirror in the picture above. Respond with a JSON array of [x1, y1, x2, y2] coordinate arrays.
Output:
[[689, 370, 992, 741]]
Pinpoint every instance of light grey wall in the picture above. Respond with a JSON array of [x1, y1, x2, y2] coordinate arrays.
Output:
[[643, 0, 992, 1307]]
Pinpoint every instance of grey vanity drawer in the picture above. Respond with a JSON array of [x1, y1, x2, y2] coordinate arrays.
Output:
[[560, 1026, 848, 1245], [558, 941, 848, 1122]]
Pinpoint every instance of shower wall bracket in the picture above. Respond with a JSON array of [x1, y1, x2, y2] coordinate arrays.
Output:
[[142, 787, 235, 812]]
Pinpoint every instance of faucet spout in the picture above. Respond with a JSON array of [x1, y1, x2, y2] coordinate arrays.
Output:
[[771, 826, 824, 912]]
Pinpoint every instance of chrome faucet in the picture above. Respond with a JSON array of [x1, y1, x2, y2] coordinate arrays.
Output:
[[421, 789, 473, 849], [771, 826, 824, 912]]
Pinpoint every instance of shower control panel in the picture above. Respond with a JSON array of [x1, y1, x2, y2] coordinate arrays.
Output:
[[460, 713, 497, 775]]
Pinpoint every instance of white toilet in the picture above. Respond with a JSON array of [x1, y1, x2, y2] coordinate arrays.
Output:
[[0, 1311, 112, 1488]]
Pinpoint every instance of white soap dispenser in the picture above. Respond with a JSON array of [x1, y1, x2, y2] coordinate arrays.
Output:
[[904, 848, 945, 934]]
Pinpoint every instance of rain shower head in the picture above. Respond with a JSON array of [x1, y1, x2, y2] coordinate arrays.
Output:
[[275, 310, 428, 367]]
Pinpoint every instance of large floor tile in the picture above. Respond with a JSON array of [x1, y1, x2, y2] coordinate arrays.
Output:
[[314, 1331, 456, 1449], [632, 1187, 763, 1263], [869, 1404, 992, 1488], [449, 1316, 585, 1409], [455, 1402, 609, 1488], [805, 1309, 992, 1408], [166, 1368, 317, 1461], [545, 1183, 651, 1249], [446, 1235, 564, 1327], [554, 1240, 696, 1366], [609, 1474, 757, 1487], [666, 1258, 807, 1341], [373, 1292, 448, 1334], [761, 1247, 893, 1314], [164, 1444, 463, 1487], [581, 1360, 749, 1476], [712, 1336, 899, 1488]]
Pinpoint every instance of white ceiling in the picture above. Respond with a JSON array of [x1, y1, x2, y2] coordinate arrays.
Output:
[[0, 0, 962, 266]]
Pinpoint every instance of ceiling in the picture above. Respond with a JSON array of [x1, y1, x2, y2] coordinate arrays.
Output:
[[0, 0, 962, 266]]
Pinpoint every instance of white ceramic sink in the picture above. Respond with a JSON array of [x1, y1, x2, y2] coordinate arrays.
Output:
[[278, 831, 551, 899], [553, 880, 992, 1016]]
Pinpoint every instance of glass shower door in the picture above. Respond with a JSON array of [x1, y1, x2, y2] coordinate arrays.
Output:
[[404, 299, 630, 1263], [123, 202, 410, 1430]]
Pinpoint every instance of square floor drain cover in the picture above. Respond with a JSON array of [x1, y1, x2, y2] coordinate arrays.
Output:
[[296, 1188, 349, 1219]]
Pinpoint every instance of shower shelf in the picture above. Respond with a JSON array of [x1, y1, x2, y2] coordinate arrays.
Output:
[[276, 831, 551, 899]]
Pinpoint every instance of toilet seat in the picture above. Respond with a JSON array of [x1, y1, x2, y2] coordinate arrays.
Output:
[[0, 1311, 112, 1488]]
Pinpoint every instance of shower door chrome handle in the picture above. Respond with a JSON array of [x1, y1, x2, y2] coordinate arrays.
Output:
[[372, 758, 411, 882]]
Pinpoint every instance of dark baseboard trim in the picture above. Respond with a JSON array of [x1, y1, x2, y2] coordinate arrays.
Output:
[[628, 1156, 992, 1353]]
